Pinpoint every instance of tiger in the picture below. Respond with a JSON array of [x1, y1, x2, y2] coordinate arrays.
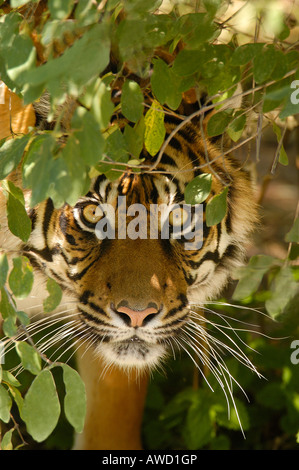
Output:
[[0, 79, 258, 449]]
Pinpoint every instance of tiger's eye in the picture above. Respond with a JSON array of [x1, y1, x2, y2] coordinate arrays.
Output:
[[82, 204, 103, 224], [169, 208, 189, 226]]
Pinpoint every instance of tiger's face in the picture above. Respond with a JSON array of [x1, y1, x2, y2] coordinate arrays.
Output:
[[25, 121, 256, 370]]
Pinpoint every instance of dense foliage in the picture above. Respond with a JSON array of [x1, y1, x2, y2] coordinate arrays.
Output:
[[0, 0, 299, 450]]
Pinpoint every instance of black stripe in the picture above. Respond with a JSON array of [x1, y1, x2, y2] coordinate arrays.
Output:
[[43, 199, 54, 244], [27, 246, 53, 262], [168, 136, 182, 152], [68, 257, 98, 281], [200, 250, 220, 264], [94, 174, 108, 196], [160, 153, 177, 167], [65, 233, 77, 246], [78, 307, 108, 326], [164, 294, 188, 319], [59, 211, 68, 235]]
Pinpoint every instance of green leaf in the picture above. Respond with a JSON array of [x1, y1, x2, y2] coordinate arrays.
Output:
[[2, 317, 18, 338], [1, 370, 21, 388], [3, 180, 31, 242], [8, 256, 33, 299], [22, 369, 61, 442], [0, 254, 9, 289], [123, 117, 145, 159], [253, 45, 278, 84], [0, 428, 14, 450], [144, 100, 166, 156], [16, 342, 41, 376], [10, 0, 38, 6], [206, 187, 228, 227], [231, 43, 264, 66], [279, 78, 299, 119], [256, 383, 286, 410], [207, 110, 233, 137], [43, 278, 63, 313], [272, 122, 288, 166], [184, 174, 212, 205], [24, 23, 110, 100], [227, 112, 246, 142], [151, 58, 182, 110], [0, 384, 12, 423], [265, 266, 299, 319], [22, 134, 57, 206], [48, 0, 74, 19], [178, 13, 218, 48], [16, 310, 30, 327], [0, 287, 18, 337], [58, 136, 89, 206], [0, 135, 30, 180], [97, 127, 129, 180], [4, 33, 36, 87], [214, 398, 250, 431], [121, 80, 144, 123], [83, 79, 114, 130], [185, 393, 215, 449], [285, 218, 299, 243], [72, 107, 105, 166], [61, 364, 86, 433], [233, 255, 275, 300], [172, 49, 208, 77]]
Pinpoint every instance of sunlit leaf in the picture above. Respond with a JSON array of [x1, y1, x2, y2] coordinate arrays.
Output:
[[184, 174, 212, 205], [8, 256, 34, 299], [0, 136, 30, 180], [206, 187, 228, 227], [144, 100, 165, 156]]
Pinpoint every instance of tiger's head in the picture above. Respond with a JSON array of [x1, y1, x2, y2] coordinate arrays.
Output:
[[23, 117, 257, 371]]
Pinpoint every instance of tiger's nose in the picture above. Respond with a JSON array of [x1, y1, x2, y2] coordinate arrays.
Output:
[[114, 302, 159, 327]]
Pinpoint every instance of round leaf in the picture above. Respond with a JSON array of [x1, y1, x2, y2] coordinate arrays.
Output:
[[8, 256, 34, 299], [16, 341, 41, 375], [184, 174, 212, 204], [121, 80, 143, 123], [206, 187, 228, 227], [22, 369, 61, 442], [43, 278, 63, 313], [207, 110, 233, 137]]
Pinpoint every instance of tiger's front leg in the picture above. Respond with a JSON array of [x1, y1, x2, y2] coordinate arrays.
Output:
[[74, 347, 149, 450]]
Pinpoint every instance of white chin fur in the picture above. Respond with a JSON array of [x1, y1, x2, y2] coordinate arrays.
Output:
[[95, 341, 167, 371]]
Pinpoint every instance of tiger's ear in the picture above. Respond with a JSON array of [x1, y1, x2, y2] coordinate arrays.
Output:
[[0, 82, 35, 141]]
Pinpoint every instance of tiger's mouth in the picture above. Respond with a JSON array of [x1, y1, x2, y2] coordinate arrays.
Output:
[[94, 332, 170, 369]]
